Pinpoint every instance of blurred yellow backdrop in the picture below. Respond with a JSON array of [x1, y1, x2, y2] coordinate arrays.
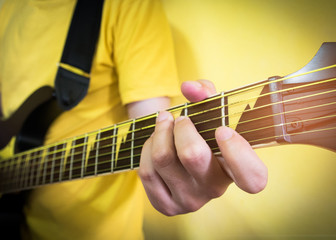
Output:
[[143, 0, 336, 239]]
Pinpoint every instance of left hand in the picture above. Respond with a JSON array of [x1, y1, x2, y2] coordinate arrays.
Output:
[[138, 80, 268, 215]]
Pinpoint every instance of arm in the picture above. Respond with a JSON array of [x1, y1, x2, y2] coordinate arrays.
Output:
[[127, 96, 170, 119], [138, 80, 268, 216]]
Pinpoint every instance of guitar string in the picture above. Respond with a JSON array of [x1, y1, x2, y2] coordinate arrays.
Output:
[[1, 66, 335, 188], [2, 63, 334, 163], [1, 87, 335, 190], [4, 111, 336, 189], [2, 64, 335, 166], [1, 78, 335, 187], [53, 125, 336, 179], [3, 74, 335, 170], [2, 98, 335, 189], [2, 114, 335, 190], [211, 126, 336, 155], [5, 83, 335, 176], [43, 100, 336, 175], [3, 122, 336, 192]]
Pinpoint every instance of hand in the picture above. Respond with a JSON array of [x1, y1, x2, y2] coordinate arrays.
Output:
[[138, 80, 268, 216]]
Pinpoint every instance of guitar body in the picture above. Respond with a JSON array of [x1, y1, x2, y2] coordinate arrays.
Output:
[[0, 86, 63, 153], [0, 86, 63, 239]]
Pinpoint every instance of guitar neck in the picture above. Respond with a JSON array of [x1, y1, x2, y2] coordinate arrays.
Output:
[[1, 63, 336, 194], [0, 79, 275, 193]]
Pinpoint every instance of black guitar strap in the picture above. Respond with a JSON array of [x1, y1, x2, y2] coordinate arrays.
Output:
[[55, 0, 104, 110], [0, 1, 105, 238]]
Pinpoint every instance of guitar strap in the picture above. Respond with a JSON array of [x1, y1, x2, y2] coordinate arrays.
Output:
[[0, 1, 105, 238], [55, 0, 104, 110]]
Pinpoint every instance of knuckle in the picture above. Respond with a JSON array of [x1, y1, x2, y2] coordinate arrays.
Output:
[[152, 147, 175, 169], [152, 201, 180, 216], [179, 144, 208, 168], [138, 168, 156, 183], [205, 186, 226, 199], [160, 207, 179, 217], [180, 198, 203, 213]]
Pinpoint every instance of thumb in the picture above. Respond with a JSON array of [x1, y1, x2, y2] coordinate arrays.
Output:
[[215, 126, 268, 194]]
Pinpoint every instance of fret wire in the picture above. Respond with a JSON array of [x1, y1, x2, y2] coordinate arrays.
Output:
[[19, 154, 25, 189], [4, 94, 335, 180], [15, 156, 23, 189], [95, 130, 101, 176], [13, 156, 21, 188], [186, 77, 336, 125], [42, 148, 49, 185], [69, 138, 76, 180], [111, 124, 117, 173], [50, 145, 57, 184], [27, 76, 334, 164], [4, 117, 335, 188], [48, 86, 336, 166], [221, 92, 225, 126], [3, 92, 335, 183], [2, 76, 335, 170], [196, 100, 336, 135], [43, 79, 336, 159], [68, 125, 336, 179], [1, 74, 335, 189], [28, 151, 36, 188], [160, 67, 336, 117], [34, 124, 336, 187], [23, 152, 37, 188], [81, 134, 88, 178], [22, 152, 30, 189], [60, 65, 336, 168], [29, 107, 336, 180], [59, 142, 66, 181], [184, 102, 188, 116], [35, 148, 44, 186], [131, 119, 135, 170], [80, 114, 336, 173]]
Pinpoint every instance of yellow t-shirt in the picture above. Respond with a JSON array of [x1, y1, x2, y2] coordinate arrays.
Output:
[[0, 0, 180, 239]]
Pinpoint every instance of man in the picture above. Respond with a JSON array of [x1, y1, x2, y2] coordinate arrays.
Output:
[[0, 0, 267, 239]]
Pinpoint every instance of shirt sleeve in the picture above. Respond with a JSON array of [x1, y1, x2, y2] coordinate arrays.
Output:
[[113, 0, 180, 105]]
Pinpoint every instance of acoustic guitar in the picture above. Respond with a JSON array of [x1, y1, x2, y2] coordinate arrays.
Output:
[[0, 42, 335, 195]]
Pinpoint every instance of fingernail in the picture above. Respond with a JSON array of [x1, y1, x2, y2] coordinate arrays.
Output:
[[175, 116, 187, 123], [156, 111, 173, 123], [192, 81, 203, 88], [216, 126, 234, 141], [183, 80, 202, 89]]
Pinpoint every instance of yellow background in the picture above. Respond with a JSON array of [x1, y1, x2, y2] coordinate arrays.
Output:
[[143, 0, 336, 239]]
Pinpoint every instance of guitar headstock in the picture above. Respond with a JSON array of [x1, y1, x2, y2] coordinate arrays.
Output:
[[284, 42, 336, 84], [278, 42, 336, 151]]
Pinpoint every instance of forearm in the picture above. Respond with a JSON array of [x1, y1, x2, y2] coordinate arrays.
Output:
[[126, 96, 171, 119]]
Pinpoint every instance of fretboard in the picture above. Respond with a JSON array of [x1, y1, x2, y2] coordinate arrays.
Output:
[[0, 79, 275, 193], [1, 66, 336, 194]]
